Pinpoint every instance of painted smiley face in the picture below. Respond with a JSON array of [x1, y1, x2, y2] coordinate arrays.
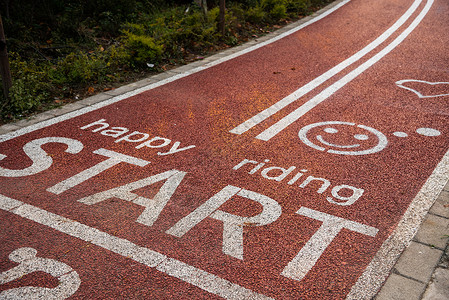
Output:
[[298, 121, 388, 155]]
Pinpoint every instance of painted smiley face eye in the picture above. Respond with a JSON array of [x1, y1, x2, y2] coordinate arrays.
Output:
[[354, 134, 369, 141], [323, 127, 338, 134], [323, 128, 369, 141]]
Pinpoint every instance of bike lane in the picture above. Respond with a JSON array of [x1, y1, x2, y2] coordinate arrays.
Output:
[[1, 0, 448, 299]]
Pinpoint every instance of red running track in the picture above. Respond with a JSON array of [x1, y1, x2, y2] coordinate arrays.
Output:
[[1, 0, 448, 299]]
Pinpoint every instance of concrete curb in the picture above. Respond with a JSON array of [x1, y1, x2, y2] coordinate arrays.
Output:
[[376, 181, 449, 300], [1, 0, 448, 299]]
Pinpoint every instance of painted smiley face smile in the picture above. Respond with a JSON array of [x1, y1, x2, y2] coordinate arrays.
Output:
[[298, 121, 388, 155], [315, 127, 371, 149]]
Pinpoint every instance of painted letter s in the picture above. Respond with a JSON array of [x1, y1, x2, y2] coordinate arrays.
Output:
[[0, 137, 83, 177]]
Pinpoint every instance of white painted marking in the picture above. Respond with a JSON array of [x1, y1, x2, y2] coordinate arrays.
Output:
[[229, 0, 423, 136], [354, 134, 369, 141], [166, 185, 240, 237], [256, 0, 432, 141], [0, 194, 273, 300], [282, 207, 378, 281], [316, 135, 360, 148], [298, 121, 388, 155], [78, 169, 186, 227], [157, 141, 196, 156], [136, 136, 171, 149], [393, 131, 408, 138], [80, 119, 196, 156], [396, 79, 449, 98], [348, 147, 449, 299], [156, 258, 271, 300], [0, 137, 83, 177], [0, 0, 351, 144], [327, 185, 364, 206], [166, 185, 282, 260], [232, 158, 364, 205], [0, 247, 81, 299], [47, 148, 150, 195], [416, 127, 441, 137], [324, 128, 338, 134]]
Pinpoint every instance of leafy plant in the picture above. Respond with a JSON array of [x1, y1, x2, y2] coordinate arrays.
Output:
[[245, 5, 267, 23], [49, 51, 111, 84], [0, 54, 50, 119], [119, 31, 163, 67]]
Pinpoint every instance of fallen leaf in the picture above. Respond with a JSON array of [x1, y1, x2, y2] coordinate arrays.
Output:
[[244, 222, 258, 226]]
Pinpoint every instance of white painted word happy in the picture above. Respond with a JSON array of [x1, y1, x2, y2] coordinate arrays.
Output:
[[80, 119, 196, 156]]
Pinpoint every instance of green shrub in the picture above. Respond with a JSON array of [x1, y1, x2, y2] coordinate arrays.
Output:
[[310, 0, 333, 7], [50, 51, 111, 85], [286, 0, 310, 14], [0, 54, 50, 119], [261, 0, 287, 12], [119, 31, 164, 67], [270, 4, 288, 20], [175, 10, 218, 49], [245, 6, 267, 23], [4, 77, 49, 117], [126, 5, 220, 59]]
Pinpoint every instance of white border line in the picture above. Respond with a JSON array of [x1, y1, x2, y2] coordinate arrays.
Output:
[[230, 0, 423, 136], [0, 0, 351, 144], [0, 194, 272, 300], [347, 148, 449, 299], [256, 0, 433, 141]]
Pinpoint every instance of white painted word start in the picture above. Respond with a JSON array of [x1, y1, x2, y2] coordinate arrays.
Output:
[[0, 137, 378, 282]]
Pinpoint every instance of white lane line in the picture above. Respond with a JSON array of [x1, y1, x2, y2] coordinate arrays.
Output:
[[0, 0, 351, 144], [256, 0, 433, 141], [229, 0, 423, 136], [347, 147, 449, 299], [0, 194, 272, 300]]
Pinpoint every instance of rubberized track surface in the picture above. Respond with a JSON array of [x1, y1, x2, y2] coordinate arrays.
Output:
[[1, 0, 448, 299]]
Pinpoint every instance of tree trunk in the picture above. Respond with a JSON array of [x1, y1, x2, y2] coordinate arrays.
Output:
[[0, 15, 12, 102], [218, 0, 225, 36], [194, 0, 208, 15]]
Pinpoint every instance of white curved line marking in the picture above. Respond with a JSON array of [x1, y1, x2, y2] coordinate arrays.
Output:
[[298, 121, 388, 156], [396, 79, 449, 98], [327, 125, 388, 156], [316, 135, 360, 148], [230, 0, 423, 136], [0, 247, 81, 299], [256, 0, 433, 141]]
